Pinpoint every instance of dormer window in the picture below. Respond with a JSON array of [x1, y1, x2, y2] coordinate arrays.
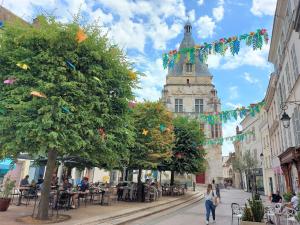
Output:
[[186, 63, 192, 73]]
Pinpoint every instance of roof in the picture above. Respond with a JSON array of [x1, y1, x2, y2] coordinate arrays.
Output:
[[168, 22, 212, 77]]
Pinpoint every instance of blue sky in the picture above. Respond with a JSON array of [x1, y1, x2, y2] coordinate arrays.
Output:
[[4, 0, 277, 155]]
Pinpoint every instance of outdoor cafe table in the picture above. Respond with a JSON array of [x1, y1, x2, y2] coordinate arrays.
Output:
[[16, 186, 30, 206]]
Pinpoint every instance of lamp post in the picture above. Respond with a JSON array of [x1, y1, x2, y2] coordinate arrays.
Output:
[[280, 101, 300, 128]]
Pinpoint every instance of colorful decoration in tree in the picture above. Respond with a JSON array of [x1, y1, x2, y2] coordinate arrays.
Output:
[[0, 20, 3, 29], [128, 71, 137, 80], [175, 152, 184, 159], [203, 131, 254, 146], [142, 129, 149, 136], [128, 101, 136, 109], [66, 60, 76, 70], [160, 124, 166, 132], [199, 101, 265, 125], [3, 79, 16, 84], [61, 106, 70, 113], [16, 63, 29, 70], [76, 28, 87, 43], [98, 128, 106, 139], [93, 76, 100, 82], [30, 91, 47, 98], [162, 29, 269, 69]]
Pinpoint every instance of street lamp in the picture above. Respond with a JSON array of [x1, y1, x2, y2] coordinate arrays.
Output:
[[280, 111, 291, 128], [280, 101, 300, 129]]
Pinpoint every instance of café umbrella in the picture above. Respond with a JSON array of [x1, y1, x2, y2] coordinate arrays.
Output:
[[0, 159, 14, 177]]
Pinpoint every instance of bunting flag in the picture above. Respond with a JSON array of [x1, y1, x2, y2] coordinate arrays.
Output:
[[203, 131, 254, 146], [66, 60, 76, 70], [30, 91, 47, 98], [93, 76, 100, 82], [3, 79, 16, 84], [16, 63, 29, 70], [128, 71, 137, 80], [0, 20, 4, 29], [162, 28, 268, 69], [159, 124, 166, 132], [199, 101, 265, 125], [128, 101, 136, 109], [98, 128, 106, 139], [142, 129, 149, 136], [76, 28, 87, 43], [61, 106, 70, 113]]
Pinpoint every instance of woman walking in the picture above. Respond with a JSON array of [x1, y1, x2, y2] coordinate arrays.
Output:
[[205, 184, 216, 224]]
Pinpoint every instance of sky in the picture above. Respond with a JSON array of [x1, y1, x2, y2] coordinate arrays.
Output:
[[3, 0, 277, 156]]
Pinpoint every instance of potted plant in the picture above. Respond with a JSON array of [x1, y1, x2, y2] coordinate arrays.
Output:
[[283, 192, 293, 202], [0, 177, 16, 211], [294, 193, 300, 223], [241, 196, 265, 225]]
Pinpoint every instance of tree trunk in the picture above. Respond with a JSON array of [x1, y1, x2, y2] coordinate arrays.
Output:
[[37, 149, 57, 220], [137, 168, 143, 202], [170, 170, 175, 186]]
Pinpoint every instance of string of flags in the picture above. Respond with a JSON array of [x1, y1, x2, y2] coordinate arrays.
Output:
[[203, 131, 255, 146], [162, 28, 269, 69], [199, 101, 265, 125], [16, 63, 29, 70], [0, 20, 4, 29]]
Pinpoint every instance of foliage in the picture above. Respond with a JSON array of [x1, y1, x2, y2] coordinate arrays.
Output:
[[0, 15, 136, 219], [165, 116, 206, 174], [242, 203, 253, 221], [248, 197, 264, 222], [0, 177, 16, 199], [283, 192, 293, 202], [232, 154, 245, 172], [0, 15, 136, 167], [129, 101, 175, 169], [295, 193, 300, 222]]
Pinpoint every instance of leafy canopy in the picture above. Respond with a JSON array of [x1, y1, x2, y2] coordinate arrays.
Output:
[[129, 101, 175, 169], [0, 16, 136, 168], [166, 116, 206, 174]]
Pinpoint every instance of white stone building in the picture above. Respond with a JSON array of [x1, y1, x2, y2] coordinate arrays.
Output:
[[267, 0, 300, 193], [161, 22, 223, 184], [239, 108, 264, 194]]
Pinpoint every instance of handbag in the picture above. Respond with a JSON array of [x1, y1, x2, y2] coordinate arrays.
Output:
[[212, 191, 219, 207]]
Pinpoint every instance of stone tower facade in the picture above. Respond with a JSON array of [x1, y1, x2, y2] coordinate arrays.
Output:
[[161, 22, 223, 184]]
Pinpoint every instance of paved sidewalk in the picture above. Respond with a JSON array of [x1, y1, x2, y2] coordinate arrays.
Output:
[[126, 188, 269, 225], [0, 189, 203, 225]]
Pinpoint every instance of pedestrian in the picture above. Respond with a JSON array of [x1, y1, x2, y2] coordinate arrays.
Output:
[[216, 183, 221, 202], [205, 184, 216, 224]]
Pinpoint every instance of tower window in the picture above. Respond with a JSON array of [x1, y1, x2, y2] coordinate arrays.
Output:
[[187, 79, 190, 86], [186, 63, 192, 73], [175, 99, 183, 113], [195, 99, 204, 113]]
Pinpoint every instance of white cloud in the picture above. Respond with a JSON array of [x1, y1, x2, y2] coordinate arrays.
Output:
[[243, 72, 259, 84], [188, 9, 196, 22], [207, 54, 222, 69], [229, 86, 238, 100], [225, 102, 242, 109], [195, 15, 216, 38], [222, 119, 242, 156], [220, 43, 272, 70], [198, 0, 204, 6], [250, 0, 277, 17], [213, 0, 225, 22]]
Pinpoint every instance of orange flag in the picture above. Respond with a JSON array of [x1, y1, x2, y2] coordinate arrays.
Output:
[[76, 29, 87, 43], [31, 91, 47, 98]]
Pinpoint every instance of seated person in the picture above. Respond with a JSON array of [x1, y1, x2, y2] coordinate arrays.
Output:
[[271, 191, 282, 203], [37, 175, 44, 185], [79, 177, 89, 192], [62, 178, 77, 209], [20, 175, 30, 187], [290, 192, 299, 210]]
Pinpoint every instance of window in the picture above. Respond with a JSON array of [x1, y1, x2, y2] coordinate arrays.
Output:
[[186, 63, 192, 72], [291, 44, 299, 80], [293, 106, 300, 146], [175, 99, 183, 113], [195, 99, 204, 113], [214, 103, 218, 112], [285, 63, 292, 91], [279, 83, 284, 105], [252, 127, 256, 141]]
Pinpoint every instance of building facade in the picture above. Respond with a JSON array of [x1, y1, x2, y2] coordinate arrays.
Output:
[[161, 22, 223, 184], [268, 0, 300, 193]]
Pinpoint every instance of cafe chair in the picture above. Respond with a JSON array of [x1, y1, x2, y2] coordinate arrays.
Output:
[[231, 203, 243, 225]]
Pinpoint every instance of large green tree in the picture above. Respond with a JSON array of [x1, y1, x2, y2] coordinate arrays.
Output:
[[129, 101, 174, 200], [167, 116, 206, 185], [0, 16, 135, 219]]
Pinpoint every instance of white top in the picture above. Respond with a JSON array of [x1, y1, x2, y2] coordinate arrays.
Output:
[[205, 190, 214, 201], [291, 195, 298, 209]]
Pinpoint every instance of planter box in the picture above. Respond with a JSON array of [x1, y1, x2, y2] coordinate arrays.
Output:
[[0, 198, 11, 211], [240, 222, 264, 225]]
